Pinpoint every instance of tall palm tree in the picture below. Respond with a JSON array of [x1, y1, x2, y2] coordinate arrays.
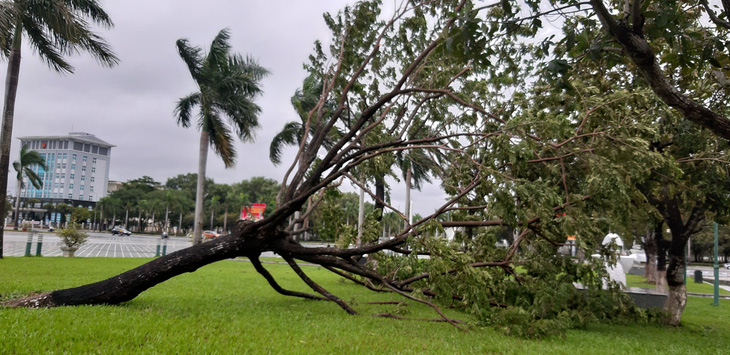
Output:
[[174, 28, 269, 245], [0, 0, 119, 257], [12, 146, 47, 229]]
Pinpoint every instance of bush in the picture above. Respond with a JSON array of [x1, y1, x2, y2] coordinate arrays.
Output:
[[58, 225, 88, 249]]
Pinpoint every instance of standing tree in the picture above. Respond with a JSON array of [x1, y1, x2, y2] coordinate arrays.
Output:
[[174, 28, 269, 245], [12, 145, 46, 229], [0, 0, 119, 258]]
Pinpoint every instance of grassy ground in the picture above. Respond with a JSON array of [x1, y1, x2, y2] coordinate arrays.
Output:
[[626, 274, 730, 295], [1, 257, 729, 354]]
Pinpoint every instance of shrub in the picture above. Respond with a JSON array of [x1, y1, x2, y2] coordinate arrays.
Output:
[[58, 224, 88, 249]]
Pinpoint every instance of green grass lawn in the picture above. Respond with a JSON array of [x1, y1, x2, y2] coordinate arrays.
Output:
[[626, 274, 730, 295], [1, 257, 729, 354]]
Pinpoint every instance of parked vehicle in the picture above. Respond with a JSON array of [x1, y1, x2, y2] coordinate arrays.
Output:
[[724, 263, 730, 270], [111, 227, 132, 236], [202, 230, 221, 239]]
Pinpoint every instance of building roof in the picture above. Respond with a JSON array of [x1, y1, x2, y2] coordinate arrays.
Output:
[[17, 132, 115, 148]]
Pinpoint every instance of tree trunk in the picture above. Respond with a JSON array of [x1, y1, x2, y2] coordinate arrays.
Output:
[[404, 168, 411, 230], [193, 131, 209, 245], [664, 250, 687, 326], [178, 213, 183, 236], [164, 204, 169, 234], [4, 221, 258, 308], [210, 207, 214, 230], [13, 180, 22, 228], [136, 209, 142, 232], [357, 185, 365, 246], [124, 208, 129, 229], [223, 204, 228, 234], [654, 224, 670, 292], [375, 177, 385, 222], [0, 24, 23, 258], [151, 212, 156, 234], [644, 227, 658, 283]]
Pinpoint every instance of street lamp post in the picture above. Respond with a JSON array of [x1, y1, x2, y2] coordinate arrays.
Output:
[[714, 222, 720, 307]]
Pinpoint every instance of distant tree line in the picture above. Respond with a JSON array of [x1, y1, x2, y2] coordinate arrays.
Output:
[[96, 174, 279, 236]]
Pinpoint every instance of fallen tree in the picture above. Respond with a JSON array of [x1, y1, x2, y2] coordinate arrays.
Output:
[[4, 1, 688, 336]]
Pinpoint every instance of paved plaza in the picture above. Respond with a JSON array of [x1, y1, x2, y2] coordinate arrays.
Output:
[[3, 230, 192, 257]]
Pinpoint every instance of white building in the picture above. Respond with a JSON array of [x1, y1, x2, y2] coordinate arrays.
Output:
[[17, 132, 114, 206]]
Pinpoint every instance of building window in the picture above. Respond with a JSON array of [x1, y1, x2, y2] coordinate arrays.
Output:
[[79, 194, 83, 200], [88, 196, 93, 201], [81, 176, 85, 182], [72, 154, 76, 161], [71, 164, 75, 170], [80, 185, 84, 191], [68, 193, 72, 199], [82, 156, 87, 163], [60, 183, 64, 189], [90, 177, 95, 182], [90, 186, 94, 192], [91, 167, 96, 173], [81, 166, 86, 172], [92, 158, 97, 164], [69, 183, 73, 190], [70, 173, 75, 180]]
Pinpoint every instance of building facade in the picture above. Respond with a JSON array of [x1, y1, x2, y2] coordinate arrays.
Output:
[[16, 132, 114, 207]]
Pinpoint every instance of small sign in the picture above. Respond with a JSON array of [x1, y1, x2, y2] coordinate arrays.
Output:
[[241, 204, 267, 221]]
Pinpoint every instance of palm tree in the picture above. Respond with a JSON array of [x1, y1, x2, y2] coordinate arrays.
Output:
[[396, 148, 437, 229], [12, 146, 47, 229], [0, 0, 119, 258], [97, 196, 122, 230], [174, 28, 269, 245]]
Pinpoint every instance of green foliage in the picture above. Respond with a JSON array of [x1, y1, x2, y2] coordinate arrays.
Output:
[[71, 207, 91, 224], [337, 209, 382, 247], [57, 224, 88, 248]]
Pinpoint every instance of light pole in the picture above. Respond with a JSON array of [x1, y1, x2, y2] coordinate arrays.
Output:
[[714, 222, 719, 307]]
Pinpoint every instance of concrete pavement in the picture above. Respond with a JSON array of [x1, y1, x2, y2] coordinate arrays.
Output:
[[2, 230, 192, 257]]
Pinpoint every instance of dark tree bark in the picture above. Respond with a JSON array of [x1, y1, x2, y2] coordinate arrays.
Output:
[[643, 227, 658, 284], [590, 0, 730, 140], [0, 24, 23, 259]]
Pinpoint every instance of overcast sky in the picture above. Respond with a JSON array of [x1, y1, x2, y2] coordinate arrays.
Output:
[[4, 0, 449, 217]]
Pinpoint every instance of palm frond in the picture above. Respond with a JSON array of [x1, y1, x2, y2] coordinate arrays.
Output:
[[0, 2, 15, 56], [24, 168, 43, 190], [12, 161, 22, 181], [205, 28, 232, 71], [65, 0, 114, 28], [77, 30, 120, 67], [14, 145, 47, 190], [176, 38, 204, 82], [21, 0, 119, 72], [205, 111, 236, 168], [22, 16, 73, 73], [174, 93, 201, 128], [269, 121, 303, 165]]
